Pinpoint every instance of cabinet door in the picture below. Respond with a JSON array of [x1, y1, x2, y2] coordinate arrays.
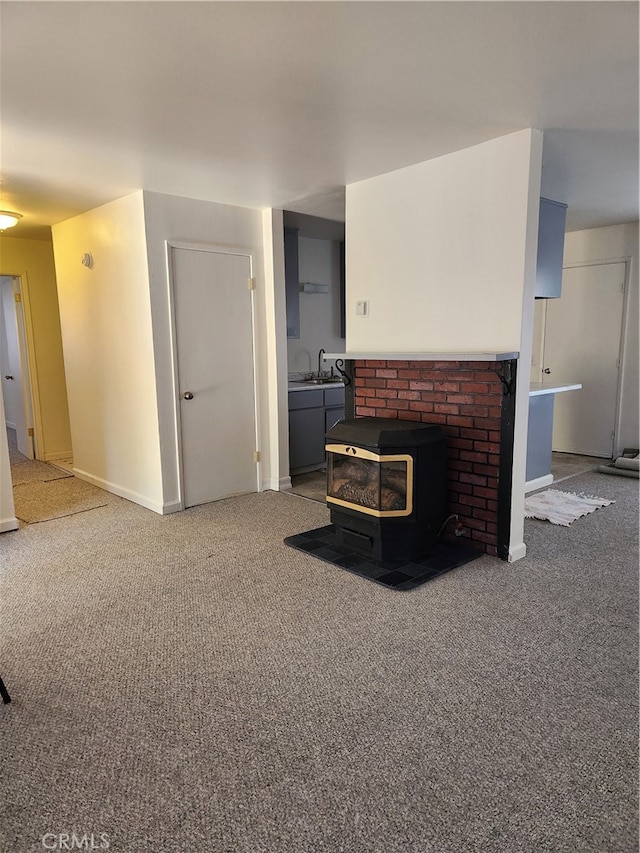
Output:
[[323, 387, 345, 407], [284, 226, 300, 338], [289, 407, 325, 470], [325, 406, 345, 433], [526, 394, 554, 481], [536, 198, 567, 298]]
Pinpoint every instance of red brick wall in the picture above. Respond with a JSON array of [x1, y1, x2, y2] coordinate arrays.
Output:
[[353, 360, 504, 555]]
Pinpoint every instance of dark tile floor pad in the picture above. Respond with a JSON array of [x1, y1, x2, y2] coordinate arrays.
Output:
[[285, 524, 481, 590]]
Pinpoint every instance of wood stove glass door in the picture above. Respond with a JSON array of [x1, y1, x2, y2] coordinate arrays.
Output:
[[326, 445, 413, 517]]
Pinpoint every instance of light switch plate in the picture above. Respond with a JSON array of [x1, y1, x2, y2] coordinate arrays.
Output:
[[355, 300, 368, 316]]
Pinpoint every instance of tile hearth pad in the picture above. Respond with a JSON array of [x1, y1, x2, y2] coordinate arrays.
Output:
[[284, 525, 481, 590]]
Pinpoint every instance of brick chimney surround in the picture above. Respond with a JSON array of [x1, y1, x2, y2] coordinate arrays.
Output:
[[350, 358, 513, 556]]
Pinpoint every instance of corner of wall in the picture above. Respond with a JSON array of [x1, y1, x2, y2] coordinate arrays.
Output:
[[261, 208, 290, 489], [508, 129, 544, 560]]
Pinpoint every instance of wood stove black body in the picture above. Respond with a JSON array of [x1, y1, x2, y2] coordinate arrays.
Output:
[[325, 417, 448, 561]]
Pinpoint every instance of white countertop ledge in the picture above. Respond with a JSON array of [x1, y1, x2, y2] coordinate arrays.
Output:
[[323, 351, 519, 362], [529, 382, 582, 396], [288, 382, 345, 392]]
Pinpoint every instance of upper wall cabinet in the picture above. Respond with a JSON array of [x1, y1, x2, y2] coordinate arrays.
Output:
[[283, 211, 346, 339], [284, 226, 300, 339], [536, 197, 568, 298]]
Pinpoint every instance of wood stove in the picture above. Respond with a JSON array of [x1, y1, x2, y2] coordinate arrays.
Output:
[[325, 417, 448, 561]]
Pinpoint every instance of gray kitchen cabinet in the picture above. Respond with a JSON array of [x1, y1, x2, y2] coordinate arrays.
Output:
[[289, 407, 326, 471], [289, 389, 324, 472], [289, 386, 345, 474], [526, 393, 554, 482], [284, 225, 300, 338], [324, 386, 345, 433], [536, 197, 568, 298]]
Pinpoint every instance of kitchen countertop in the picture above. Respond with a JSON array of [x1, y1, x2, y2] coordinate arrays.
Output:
[[288, 380, 345, 392], [289, 380, 580, 394], [529, 381, 582, 397], [323, 351, 519, 362]]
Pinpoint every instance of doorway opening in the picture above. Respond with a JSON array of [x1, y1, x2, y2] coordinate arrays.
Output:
[[537, 260, 627, 459], [1, 275, 35, 460]]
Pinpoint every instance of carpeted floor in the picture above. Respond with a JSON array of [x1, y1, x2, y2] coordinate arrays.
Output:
[[0, 470, 637, 853], [13, 477, 109, 523], [6, 427, 104, 524], [5, 427, 73, 487], [9, 459, 72, 486]]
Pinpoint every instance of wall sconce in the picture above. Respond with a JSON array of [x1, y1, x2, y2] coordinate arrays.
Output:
[[81, 253, 93, 269], [0, 211, 22, 231]]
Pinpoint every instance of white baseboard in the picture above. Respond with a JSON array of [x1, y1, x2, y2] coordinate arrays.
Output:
[[524, 474, 553, 494], [72, 468, 165, 515], [44, 450, 73, 462], [0, 516, 19, 533], [508, 542, 527, 562], [161, 500, 182, 515], [262, 476, 292, 491]]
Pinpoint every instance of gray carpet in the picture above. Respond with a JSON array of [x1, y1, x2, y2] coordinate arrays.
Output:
[[8, 459, 72, 486], [0, 471, 637, 852], [13, 477, 109, 523], [5, 427, 72, 485]]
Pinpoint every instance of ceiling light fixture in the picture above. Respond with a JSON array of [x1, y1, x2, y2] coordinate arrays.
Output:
[[0, 211, 22, 231]]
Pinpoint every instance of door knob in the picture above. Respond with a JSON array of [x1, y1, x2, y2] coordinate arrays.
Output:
[[542, 368, 552, 374], [4, 375, 14, 380], [182, 391, 194, 400]]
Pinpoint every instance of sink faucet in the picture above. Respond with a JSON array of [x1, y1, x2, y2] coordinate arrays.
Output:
[[317, 348, 325, 377]]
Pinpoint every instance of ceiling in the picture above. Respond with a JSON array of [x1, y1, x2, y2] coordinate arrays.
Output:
[[1, 1, 638, 240]]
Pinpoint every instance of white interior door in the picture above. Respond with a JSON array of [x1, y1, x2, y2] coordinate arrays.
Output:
[[1, 276, 34, 459], [171, 247, 258, 508], [542, 262, 625, 457]]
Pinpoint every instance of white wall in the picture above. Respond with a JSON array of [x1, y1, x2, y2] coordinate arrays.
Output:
[[52, 192, 164, 511], [142, 191, 278, 505], [262, 209, 290, 490], [346, 129, 542, 354], [287, 236, 343, 375], [563, 223, 639, 455]]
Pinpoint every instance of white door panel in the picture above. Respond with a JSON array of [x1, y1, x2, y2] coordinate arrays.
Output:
[[172, 248, 258, 508], [1, 276, 34, 459], [543, 262, 625, 457]]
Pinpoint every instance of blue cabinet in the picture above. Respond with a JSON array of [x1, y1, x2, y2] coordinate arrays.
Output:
[[536, 198, 567, 298], [526, 394, 555, 482], [284, 226, 300, 338], [289, 386, 345, 474]]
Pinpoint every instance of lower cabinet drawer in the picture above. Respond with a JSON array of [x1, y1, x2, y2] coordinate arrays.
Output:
[[288, 389, 324, 410]]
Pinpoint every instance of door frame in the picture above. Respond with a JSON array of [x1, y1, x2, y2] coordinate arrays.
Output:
[[539, 257, 631, 456], [165, 240, 262, 510], [1, 272, 42, 459]]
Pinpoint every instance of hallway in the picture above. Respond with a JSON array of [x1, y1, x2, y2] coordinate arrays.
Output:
[[6, 427, 108, 526]]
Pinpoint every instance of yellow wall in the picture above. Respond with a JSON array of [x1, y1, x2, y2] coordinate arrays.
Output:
[[0, 234, 72, 460], [52, 191, 164, 512]]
